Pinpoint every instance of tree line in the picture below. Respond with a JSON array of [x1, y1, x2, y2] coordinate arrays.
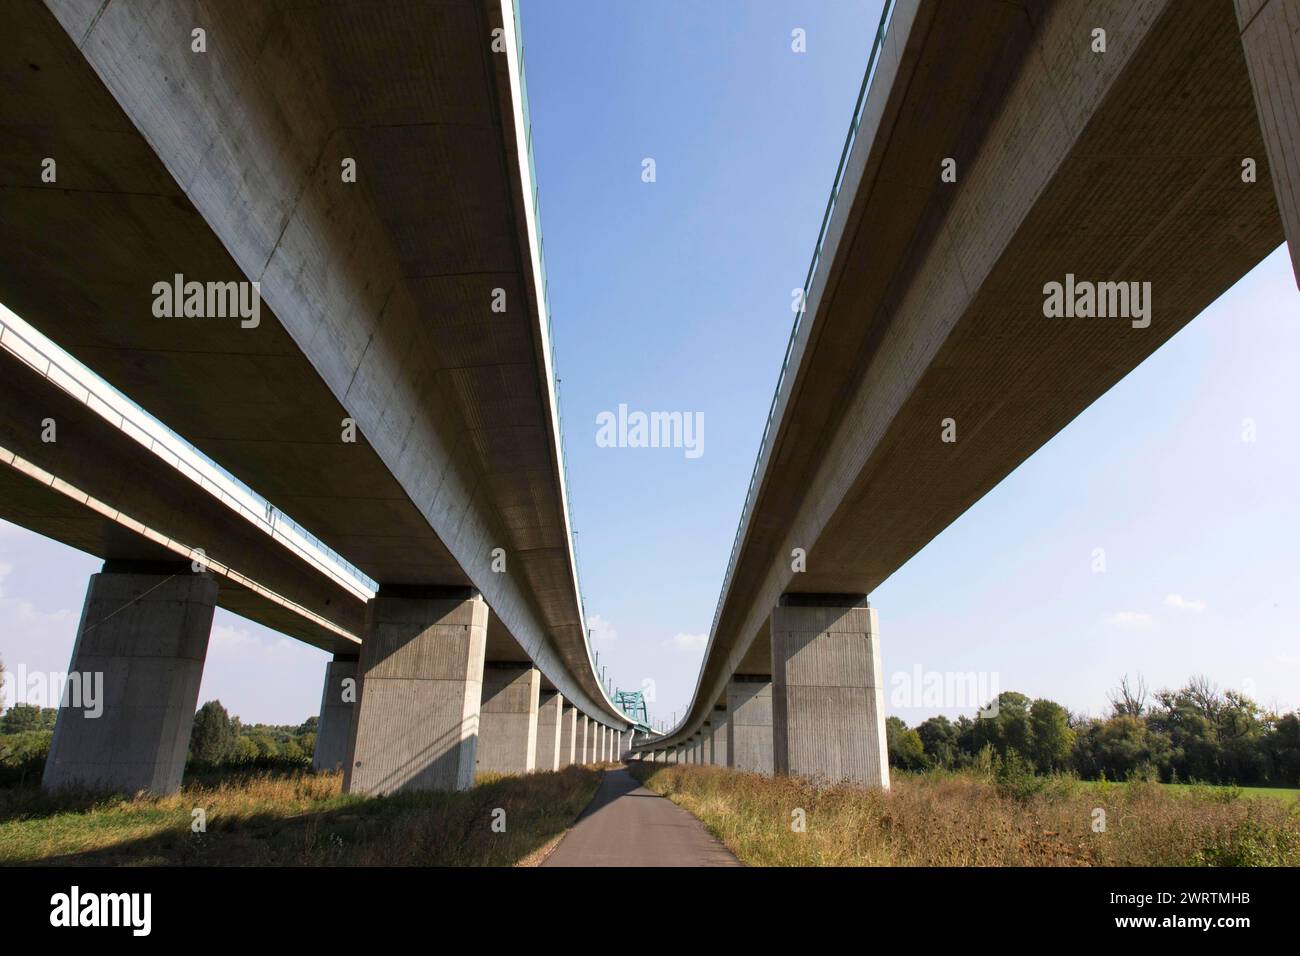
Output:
[[886, 675, 1300, 787]]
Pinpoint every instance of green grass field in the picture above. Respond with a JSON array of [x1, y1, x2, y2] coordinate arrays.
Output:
[[0, 765, 602, 866], [1078, 780, 1300, 803]]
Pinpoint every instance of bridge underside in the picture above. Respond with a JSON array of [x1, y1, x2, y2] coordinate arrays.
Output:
[[649, 0, 1298, 769], [1, 0, 624, 743]]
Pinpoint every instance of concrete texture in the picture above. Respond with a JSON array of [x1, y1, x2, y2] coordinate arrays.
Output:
[[542, 769, 739, 867], [0, 0, 625, 730], [559, 704, 578, 767], [726, 675, 774, 774], [345, 590, 487, 794], [43, 567, 217, 795], [642, 0, 1286, 760], [478, 663, 539, 776], [709, 705, 729, 766], [1235, 0, 1300, 285], [0, 338, 364, 653], [534, 691, 563, 772], [771, 600, 888, 787], [577, 715, 589, 765], [312, 654, 358, 772]]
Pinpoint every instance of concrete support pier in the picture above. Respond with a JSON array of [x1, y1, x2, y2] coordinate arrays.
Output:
[[312, 652, 358, 772], [534, 691, 563, 772], [577, 714, 589, 764], [345, 587, 487, 795], [560, 705, 578, 766], [477, 663, 540, 776], [726, 674, 774, 774], [709, 704, 729, 766], [43, 563, 217, 795], [770, 595, 889, 788], [1235, 0, 1300, 285]]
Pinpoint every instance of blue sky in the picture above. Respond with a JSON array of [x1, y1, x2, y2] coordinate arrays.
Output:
[[3, 0, 1298, 729]]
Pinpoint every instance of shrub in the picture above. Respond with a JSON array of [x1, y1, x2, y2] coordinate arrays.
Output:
[[189, 701, 237, 767]]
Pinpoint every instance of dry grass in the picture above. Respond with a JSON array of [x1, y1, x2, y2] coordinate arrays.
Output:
[[629, 764, 1300, 866], [0, 766, 601, 866]]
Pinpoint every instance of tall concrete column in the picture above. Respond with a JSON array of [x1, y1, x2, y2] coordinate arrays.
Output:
[[577, 714, 589, 764], [312, 652, 358, 772], [477, 663, 540, 776], [1235, 0, 1300, 286], [559, 703, 578, 767], [595, 723, 605, 762], [345, 587, 486, 795], [726, 674, 774, 774], [586, 719, 598, 763], [709, 704, 729, 766], [534, 690, 563, 772], [43, 564, 217, 795], [771, 596, 889, 788]]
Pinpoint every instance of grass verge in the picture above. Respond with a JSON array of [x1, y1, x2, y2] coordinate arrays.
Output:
[[628, 763, 1300, 866], [0, 765, 601, 866]]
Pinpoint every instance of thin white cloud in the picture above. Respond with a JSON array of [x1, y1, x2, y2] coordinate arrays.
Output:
[[1105, 611, 1154, 631], [1164, 594, 1206, 613], [664, 632, 706, 651], [587, 613, 618, 644]]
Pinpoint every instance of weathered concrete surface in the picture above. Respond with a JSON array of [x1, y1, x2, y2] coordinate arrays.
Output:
[[0, 0, 626, 732], [534, 691, 563, 772], [43, 567, 217, 795], [642, 0, 1286, 758], [345, 590, 487, 794], [708, 704, 729, 766], [313, 654, 358, 772], [577, 715, 589, 765], [771, 600, 888, 787], [478, 663, 539, 776], [559, 705, 578, 767], [726, 675, 774, 774], [1235, 0, 1300, 285], [542, 769, 739, 867]]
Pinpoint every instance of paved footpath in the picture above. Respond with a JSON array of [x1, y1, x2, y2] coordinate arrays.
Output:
[[542, 767, 741, 867]]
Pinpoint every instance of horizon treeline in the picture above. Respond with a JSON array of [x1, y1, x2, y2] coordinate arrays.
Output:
[[886, 674, 1300, 787]]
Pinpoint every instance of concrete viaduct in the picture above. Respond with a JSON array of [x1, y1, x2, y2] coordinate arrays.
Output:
[[0, 0, 636, 796], [629, 0, 1299, 780], [1, 0, 1296, 796]]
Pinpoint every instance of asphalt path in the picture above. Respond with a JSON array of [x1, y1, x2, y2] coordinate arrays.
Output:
[[542, 767, 740, 867]]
